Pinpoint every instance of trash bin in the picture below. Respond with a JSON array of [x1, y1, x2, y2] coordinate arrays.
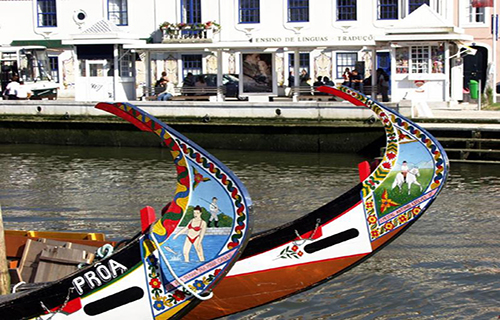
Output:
[[470, 80, 479, 100]]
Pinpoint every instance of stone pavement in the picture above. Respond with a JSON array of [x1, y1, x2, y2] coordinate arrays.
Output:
[[416, 105, 500, 131]]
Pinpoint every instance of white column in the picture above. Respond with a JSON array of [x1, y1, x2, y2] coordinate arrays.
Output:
[[216, 49, 224, 101], [113, 44, 119, 101], [371, 48, 377, 99], [493, 1, 498, 103], [390, 46, 397, 103], [145, 51, 151, 98], [73, 46, 80, 101], [444, 42, 450, 102], [293, 49, 300, 102]]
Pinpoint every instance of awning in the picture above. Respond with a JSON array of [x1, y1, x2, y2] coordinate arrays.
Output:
[[10, 40, 71, 49], [448, 42, 477, 60]]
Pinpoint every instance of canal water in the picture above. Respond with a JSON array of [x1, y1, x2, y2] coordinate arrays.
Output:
[[0, 144, 499, 319]]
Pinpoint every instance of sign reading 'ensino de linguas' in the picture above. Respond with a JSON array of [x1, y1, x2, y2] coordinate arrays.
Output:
[[251, 34, 375, 44]]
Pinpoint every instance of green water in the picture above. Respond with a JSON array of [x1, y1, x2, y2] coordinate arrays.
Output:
[[0, 144, 499, 319]]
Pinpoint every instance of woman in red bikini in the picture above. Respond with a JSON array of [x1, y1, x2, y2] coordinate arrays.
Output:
[[173, 205, 207, 262]]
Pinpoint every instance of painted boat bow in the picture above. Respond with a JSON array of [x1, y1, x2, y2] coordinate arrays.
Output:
[[186, 85, 449, 319]]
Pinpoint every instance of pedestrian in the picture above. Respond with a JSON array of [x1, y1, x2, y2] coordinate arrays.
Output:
[[342, 68, 351, 86], [157, 78, 175, 101], [377, 68, 390, 102], [183, 72, 196, 96], [349, 70, 362, 91], [313, 76, 324, 88], [299, 69, 310, 86], [16, 80, 32, 100], [3, 75, 20, 100], [323, 76, 334, 86], [154, 71, 168, 87]]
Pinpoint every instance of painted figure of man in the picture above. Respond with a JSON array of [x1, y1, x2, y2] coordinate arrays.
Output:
[[401, 161, 409, 182], [209, 197, 220, 228]]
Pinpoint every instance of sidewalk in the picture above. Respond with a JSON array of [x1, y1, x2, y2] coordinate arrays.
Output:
[[416, 104, 500, 131]]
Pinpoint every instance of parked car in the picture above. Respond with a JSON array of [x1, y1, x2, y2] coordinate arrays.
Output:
[[195, 74, 245, 100]]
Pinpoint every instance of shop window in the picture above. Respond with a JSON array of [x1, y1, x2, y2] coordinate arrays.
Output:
[[108, 0, 128, 26], [378, 0, 398, 20], [37, 0, 57, 27], [396, 48, 409, 74], [395, 44, 445, 74], [182, 0, 202, 24], [408, 0, 429, 14], [336, 53, 357, 79], [411, 46, 430, 74], [239, 0, 260, 23], [182, 55, 202, 79], [49, 56, 59, 82], [337, 0, 357, 21], [431, 44, 445, 73], [288, 0, 309, 22]]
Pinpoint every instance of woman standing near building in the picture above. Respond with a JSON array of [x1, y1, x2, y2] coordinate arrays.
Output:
[[342, 68, 351, 86]]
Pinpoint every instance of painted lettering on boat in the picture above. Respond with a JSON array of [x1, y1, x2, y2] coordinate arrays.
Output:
[[72, 260, 128, 295]]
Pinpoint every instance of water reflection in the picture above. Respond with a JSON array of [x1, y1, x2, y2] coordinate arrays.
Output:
[[0, 144, 499, 319]]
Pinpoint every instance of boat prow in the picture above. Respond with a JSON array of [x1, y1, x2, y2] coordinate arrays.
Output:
[[0, 102, 252, 319], [185, 85, 449, 319]]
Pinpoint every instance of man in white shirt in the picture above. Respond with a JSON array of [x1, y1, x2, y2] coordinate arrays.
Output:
[[16, 80, 32, 100], [3, 75, 20, 100], [209, 197, 220, 228]]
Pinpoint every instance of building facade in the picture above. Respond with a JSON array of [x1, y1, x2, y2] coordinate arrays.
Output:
[[0, 0, 495, 104]]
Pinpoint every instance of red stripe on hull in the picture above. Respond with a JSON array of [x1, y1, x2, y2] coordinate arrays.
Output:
[[187, 224, 407, 319]]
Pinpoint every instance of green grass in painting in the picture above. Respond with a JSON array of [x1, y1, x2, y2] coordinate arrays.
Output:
[[374, 168, 434, 218]]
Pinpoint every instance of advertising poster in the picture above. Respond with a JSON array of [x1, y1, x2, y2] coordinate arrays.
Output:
[[241, 53, 274, 94]]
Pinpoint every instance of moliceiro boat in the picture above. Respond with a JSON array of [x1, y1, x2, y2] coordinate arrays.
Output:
[[0, 103, 253, 319], [1, 85, 448, 319], [186, 85, 449, 319]]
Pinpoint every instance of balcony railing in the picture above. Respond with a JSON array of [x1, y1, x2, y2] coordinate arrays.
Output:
[[160, 22, 221, 43]]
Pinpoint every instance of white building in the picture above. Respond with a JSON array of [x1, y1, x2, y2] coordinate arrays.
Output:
[[0, 0, 483, 104]]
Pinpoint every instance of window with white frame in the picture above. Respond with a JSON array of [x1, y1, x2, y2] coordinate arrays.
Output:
[[466, 1, 486, 23], [395, 43, 445, 74], [37, 0, 57, 27], [49, 56, 59, 82], [378, 0, 398, 20], [408, 0, 429, 14], [108, 0, 128, 26], [182, 54, 202, 78], [337, 0, 357, 21], [120, 50, 134, 78], [411, 46, 430, 73], [182, 0, 202, 23], [289, 53, 310, 74], [378, 0, 438, 20], [288, 0, 309, 22], [336, 53, 357, 78], [239, 0, 260, 23]]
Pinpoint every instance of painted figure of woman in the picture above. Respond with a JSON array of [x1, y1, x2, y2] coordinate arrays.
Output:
[[173, 206, 207, 262]]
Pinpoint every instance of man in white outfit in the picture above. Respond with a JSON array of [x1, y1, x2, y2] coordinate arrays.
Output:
[[209, 197, 219, 227], [16, 80, 32, 100], [401, 161, 409, 182]]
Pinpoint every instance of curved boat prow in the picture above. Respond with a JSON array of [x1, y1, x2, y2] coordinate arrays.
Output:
[[95, 102, 253, 318], [0, 102, 252, 320], [187, 85, 449, 319]]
